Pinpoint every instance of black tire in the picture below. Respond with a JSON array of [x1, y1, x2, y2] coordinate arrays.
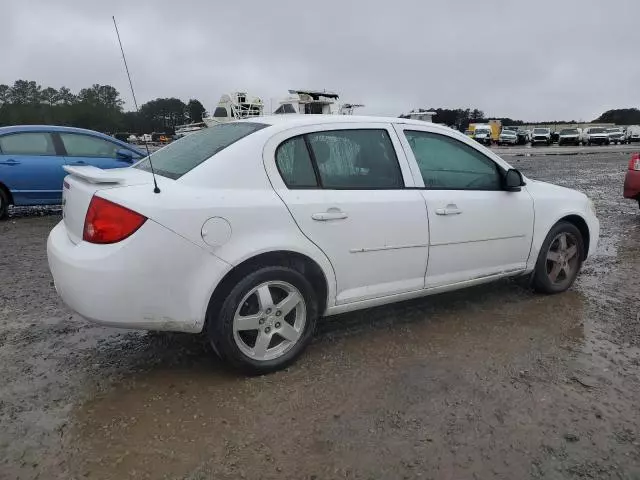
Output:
[[206, 265, 318, 375], [0, 187, 9, 220], [532, 221, 584, 294]]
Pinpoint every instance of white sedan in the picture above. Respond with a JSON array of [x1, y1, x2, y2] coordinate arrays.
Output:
[[47, 115, 599, 374]]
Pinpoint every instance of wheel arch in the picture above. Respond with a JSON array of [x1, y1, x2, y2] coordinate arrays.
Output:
[[557, 214, 590, 260], [0, 181, 14, 205], [205, 250, 331, 329]]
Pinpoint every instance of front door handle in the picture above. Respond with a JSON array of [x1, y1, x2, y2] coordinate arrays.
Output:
[[0, 159, 20, 166], [71, 160, 87, 165], [435, 205, 462, 216], [311, 209, 348, 221]]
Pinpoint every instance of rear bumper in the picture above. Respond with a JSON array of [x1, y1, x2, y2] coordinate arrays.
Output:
[[47, 220, 231, 332], [624, 170, 640, 199]]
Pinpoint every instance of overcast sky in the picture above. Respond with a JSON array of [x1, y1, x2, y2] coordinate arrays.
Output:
[[3, 0, 639, 121]]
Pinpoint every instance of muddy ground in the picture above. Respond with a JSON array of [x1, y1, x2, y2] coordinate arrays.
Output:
[[1, 152, 639, 480]]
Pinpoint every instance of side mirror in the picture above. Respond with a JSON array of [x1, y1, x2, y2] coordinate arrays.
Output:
[[504, 168, 524, 192], [116, 149, 135, 162]]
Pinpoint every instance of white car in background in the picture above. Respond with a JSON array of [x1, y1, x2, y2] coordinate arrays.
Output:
[[47, 116, 599, 374], [498, 129, 518, 145], [558, 128, 582, 146], [626, 125, 640, 143], [606, 127, 625, 145], [582, 127, 610, 146], [531, 127, 552, 146]]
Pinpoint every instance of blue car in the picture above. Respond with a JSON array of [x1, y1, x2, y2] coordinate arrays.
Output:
[[0, 125, 145, 218]]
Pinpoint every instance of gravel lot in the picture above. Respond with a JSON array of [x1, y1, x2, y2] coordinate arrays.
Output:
[[1, 151, 639, 480]]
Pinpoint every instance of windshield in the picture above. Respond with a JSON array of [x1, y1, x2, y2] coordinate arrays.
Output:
[[560, 129, 579, 135], [607, 128, 622, 133], [590, 128, 605, 134], [501, 130, 516, 136], [533, 128, 549, 134], [475, 128, 490, 134], [135, 122, 268, 179]]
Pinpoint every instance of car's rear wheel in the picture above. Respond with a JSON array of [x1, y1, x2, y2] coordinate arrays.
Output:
[[532, 222, 584, 294], [0, 188, 9, 220], [207, 266, 318, 374]]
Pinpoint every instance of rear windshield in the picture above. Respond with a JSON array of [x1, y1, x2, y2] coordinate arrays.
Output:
[[135, 122, 267, 179]]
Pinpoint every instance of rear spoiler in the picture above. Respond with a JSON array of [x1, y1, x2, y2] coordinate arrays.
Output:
[[62, 165, 124, 184]]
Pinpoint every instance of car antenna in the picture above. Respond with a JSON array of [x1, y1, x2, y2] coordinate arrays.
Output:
[[112, 16, 160, 194]]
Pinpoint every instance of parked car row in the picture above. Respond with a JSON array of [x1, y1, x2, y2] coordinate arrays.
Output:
[[491, 125, 640, 147]]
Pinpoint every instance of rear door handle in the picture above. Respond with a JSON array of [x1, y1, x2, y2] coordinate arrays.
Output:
[[71, 160, 87, 165], [435, 205, 462, 216], [312, 210, 348, 221], [0, 159, 20, 166]]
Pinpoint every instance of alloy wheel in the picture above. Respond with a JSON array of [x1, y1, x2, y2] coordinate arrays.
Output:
[[232, 281, 306, 361], [545, 232, 579, 286]]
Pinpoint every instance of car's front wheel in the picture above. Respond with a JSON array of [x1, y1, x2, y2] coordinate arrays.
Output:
[[207, 265, 318, 374], [532, 222, 584, 294]]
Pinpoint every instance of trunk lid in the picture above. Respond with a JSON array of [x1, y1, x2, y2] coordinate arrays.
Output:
[[62, 166, 154, 243]]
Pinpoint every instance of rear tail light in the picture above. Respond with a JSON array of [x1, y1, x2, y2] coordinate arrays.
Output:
[[83, 196, 146, 244], [629, 153, 640, 171]]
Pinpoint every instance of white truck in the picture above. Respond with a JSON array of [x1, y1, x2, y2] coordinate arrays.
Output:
[[472, 124, 493, 146], [582, 127, 610, 146], [626, 125, 640, 143], [531, 127, 551, 146]]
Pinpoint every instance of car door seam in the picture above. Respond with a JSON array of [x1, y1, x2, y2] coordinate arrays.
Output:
[[349, 243, 428, 253], [260, 139, 339, 304], [430, 234, 526, 247], [392, 125, 431, 286]]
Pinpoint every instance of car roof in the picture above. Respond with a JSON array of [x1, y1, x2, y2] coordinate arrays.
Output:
[[0, 125, 145, 153], [238, 114, 458, 134]]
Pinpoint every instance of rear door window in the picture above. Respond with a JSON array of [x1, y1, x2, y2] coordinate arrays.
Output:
[[306, 129, 404, 189], [0, 132, 56, 156], [135, 122, 268, 179], [59, 133, 121, 158]]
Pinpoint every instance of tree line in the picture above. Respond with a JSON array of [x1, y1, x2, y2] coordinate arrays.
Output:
[[3, 79, 640, 134], [0, 80, 207, 134]]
